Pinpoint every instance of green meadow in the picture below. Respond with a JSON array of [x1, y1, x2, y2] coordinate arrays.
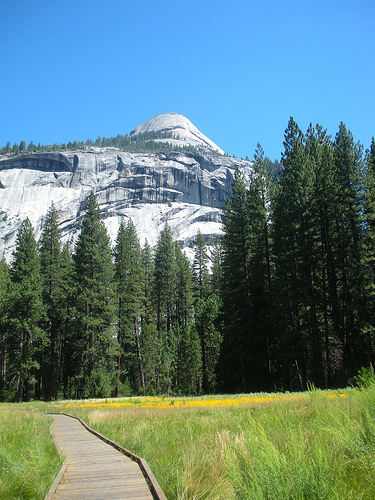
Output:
[[0, 404, 61, 499], [1, 386, 375, 499]]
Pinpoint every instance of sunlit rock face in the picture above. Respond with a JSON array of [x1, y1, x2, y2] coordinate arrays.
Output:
[[0, 114, 253, 262], [130, 112, 226, 155]]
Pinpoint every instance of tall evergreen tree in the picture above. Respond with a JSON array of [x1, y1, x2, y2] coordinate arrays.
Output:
[[362, 138, 375, 359], [0, 260, 10, 400], [195, 294, 221, 392], [210, 238, 224, 297], [333, 123, 369, 378], [152, 224, 179, 393], [244, 143, 274, 390], [153, 224, 177, 334], [174, 242, 194, 329], [191, 231, 222, 392], [220, 168, 252, 391], [141, 240, 155, 326], [193, 231, 210, 300], [57, 242, 74, 400], [305, 124, 339, 387], [8, 219, 44, 401], [219, 147, 274, 392], [177, 323, 202, 394], [114, 218, 145, 394], [39, 204, 73, 400], [272, 118, 316, 389], [174, 242, 203, 393], [73, 192, 117, 398]]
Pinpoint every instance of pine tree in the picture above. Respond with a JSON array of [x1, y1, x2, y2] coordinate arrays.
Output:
[[272, 118, 316, 390], [114, 218, 145, 394], [244, 143, 274, 390], [39, 204, 72, 400], [362, 138, 375, 360], [153, 224, 177, 334], [174, 242, 204, 393], [210, 238, 224, 297], [57, 243, 74, 400], [73, 192, 117, 398], [193, 231, 210, 300], [177, 323, 202, 394], [141, 323, 162, 394], [152, 224, 179, 392], [141, 240, 155, 326], [219, 168, 252, 391], [0, 259, 10, 400], [305, 124, 339, 387], [333, 123, 369, 378], [174, 241, 194, 329], [195, 294, 222, 392], [8, 219, 44, 401]]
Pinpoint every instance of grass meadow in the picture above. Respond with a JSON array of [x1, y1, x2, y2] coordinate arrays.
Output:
[[0, 404, 62, 499], [1, 387, 375, 499]]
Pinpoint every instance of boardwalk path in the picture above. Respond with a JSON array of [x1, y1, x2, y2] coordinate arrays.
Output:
[[48, 413, 165, 500]]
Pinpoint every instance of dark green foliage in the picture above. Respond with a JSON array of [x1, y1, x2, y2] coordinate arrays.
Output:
[[39, 204, 73, 400], [352, 364, 375, 388], [195, 294, 221, 392], [72, 192, 117, 398], [114, 218, 145, 394], [177, 323, 202, 394], [8, 219, 45, 401], [210, 238, 224, 297], [0, 259, 10, 400], [193, 230, 210, 300], [153, 224, 178, 334], [220, 168, 253, 391], [272, 119, 318, 389], [141, 240, 155, 326], [272, 120, 374, 389], [141, 323, 162, 394], [219, 144, 274, 392], [175, 242, 194, 328]]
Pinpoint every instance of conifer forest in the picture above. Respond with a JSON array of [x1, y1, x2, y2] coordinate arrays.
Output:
[[1, 119, 375, 402]]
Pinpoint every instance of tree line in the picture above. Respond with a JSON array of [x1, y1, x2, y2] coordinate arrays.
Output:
[[1, 117, 374, 401], [0, 130, 223, 156], [0, 193, 222, 401], [219, 119, 375, 393]]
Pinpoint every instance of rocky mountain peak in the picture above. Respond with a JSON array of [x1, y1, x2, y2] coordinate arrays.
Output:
[[131, 113, 225, 155]]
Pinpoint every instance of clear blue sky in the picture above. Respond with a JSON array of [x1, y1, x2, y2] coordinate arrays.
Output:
[[1, 0, 374, 161]]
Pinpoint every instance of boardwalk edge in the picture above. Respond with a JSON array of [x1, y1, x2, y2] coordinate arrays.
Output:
[[43, 463, 67, 500]]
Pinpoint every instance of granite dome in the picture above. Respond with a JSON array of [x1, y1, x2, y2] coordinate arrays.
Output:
[[131, 113, 225, 155]]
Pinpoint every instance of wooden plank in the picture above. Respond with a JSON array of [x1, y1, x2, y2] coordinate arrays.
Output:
[[48, 414, 156, 500]]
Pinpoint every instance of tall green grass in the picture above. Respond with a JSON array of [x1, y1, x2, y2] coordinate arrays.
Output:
[[2, 387, 375, 499], [224, 391, 375, 499], [0, 405, 62, 500], [64, 388, 375, 499]]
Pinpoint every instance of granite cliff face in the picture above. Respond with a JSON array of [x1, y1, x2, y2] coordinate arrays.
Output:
[[0, 114, 253, 261]]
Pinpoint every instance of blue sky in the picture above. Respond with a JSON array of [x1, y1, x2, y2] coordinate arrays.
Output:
[[0, 0, 374, 161]]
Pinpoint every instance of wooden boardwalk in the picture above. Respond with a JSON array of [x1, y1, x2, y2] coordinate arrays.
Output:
[[48, 414, 162, 500]]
